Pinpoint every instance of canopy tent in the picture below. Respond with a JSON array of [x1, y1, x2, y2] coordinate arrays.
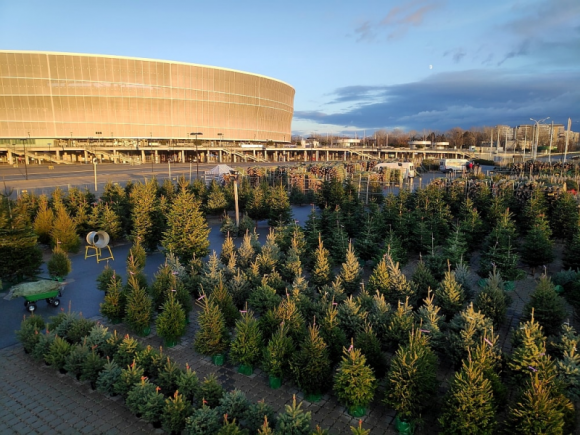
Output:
[[206, 164, 235, 176]]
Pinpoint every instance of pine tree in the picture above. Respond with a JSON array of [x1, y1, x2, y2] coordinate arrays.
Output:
[[354, 324, 387, 377], [367, 256, 390, 296], [520, 188, 549, 233], [290, 324, 332, 396], [156, 292, 186, 345], [333, 341, 377, 411], [194, 291, 229, 357], [521, 216, 554, 274], [100, 203, 123, 241], [563, 226, 580, 270], [125, 275, 153, 335], [354, 213, 381, 262], [415, 290, 445, 350], [438, 358, 496, 434], [329, 215, 349, 264], [384, 329, 438, 423], [320, 301, 348, 365], [210, 278, 240, 328], [220, 232, 237, 265], [161, 186, 210, 263], [550, 192, 579, 240], [522, 276, 567, 337], [206, 180, 228, 215], [553, 325, 580, 401], [387, 297, 416, 349], [384, 254, 417, 307], [263, 323, 294, 379], [442, 226, 469, 268], [376, 228, 408, 266], [150, 262, 174, 311], [230, 307, 263, 369], [310, 235, 334, 289], [447, 303, 494, 367], [474, 268, 511, 327], [338, 296, 367, 340], [507, 373, 573, 434], [47, 245, 71, 279], [339, 240, 362, 296], [268, 184, 293, 227], [50, 205, 80, 253], [246, 183, 269, 224], [275, 395, 312, 435], [130, 178, 161, 252], [435, 270, 466, 320], [479, 209, 522, 280], [162, 390, 193, 435], [458, 198, 485, 252], [412, 257, 438, 304], [33, 195, 54, 245]]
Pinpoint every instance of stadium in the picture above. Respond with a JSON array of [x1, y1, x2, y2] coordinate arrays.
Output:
[[0, 50, 294, 145]]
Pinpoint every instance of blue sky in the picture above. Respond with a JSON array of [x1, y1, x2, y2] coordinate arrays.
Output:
[[1, 0, 579, 136]]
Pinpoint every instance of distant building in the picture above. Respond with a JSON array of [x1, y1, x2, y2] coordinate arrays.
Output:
[[333, 138, 361, 147]]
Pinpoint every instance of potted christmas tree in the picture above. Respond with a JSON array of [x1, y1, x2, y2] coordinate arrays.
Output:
[[263, 323, 294, 388], [290, 322, 332, 402], [125, 275, 153, 336], [229, 306, 263, 375], [156, 292, 186, 347], [194, 291, 229, 365], [100, 273, 124, 324], [333, 340, 377, 417]]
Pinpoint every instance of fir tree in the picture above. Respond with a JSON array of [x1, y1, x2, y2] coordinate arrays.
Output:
[[376, 228, 408, 266], [549, 192, 579, 240], [520, 188, 549, 233], [230, 307, 263, 369], [354, 213, 381, 262], [386, 297, 416, 349], [50, 205, 80, 252], [96, 263, 120, 292], [384, 329, 438, 423], [339, 240, 362, 296], [162, 391, 193, 435], [479, 209, 522, 280], [210, 278, 240, 328], [33, 195, 54, 245], [442, 226, 469, 268], [220, 232, 237, 265], [237, 230, 256, 269], [206, 180, 228, 215], [268, 184, 293, 227], [99, 203, 123, 241], [438, 358, 496, 435], [354, 324, 387, 378], [161, 186, 210, 263], [47, 245, 71, 279], [246, 183, 269, 224], [156, 292, 186, 345], [150, 262, 175, 311], [384, 254, 416, 307], [447, 303, 494, 367], [320, 301, 348, 365], [474, 268, 511, 327], [100, 273, 124, 322], [521, 276, 567, 337], [338, 296, 367, 340], [333, 341, 377, 410], [521, 217, 554, 274], [412, 257, 438, 304], [194, 291, 229, 357], [368, 292, 391, 349], [310, 235, 334, 289], [458, 198, 485, 252], [415, 290, 445, 350], [367, 256, 390, 296], [329, 215, 349, 264], [553, 325, 580, 401], [563, 227, 580, 270], [349, 420, 370, 435], [275, 395, 312, 435], [125, 275, 153, 335], [435, 269, 466, 320], [130, 178, 162, 252], [290, 323, 332, 396]]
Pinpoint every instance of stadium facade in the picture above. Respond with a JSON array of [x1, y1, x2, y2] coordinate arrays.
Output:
[[0, 50, 294, 143]]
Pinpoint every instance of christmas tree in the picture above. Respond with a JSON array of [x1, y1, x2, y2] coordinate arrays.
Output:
[[47, 244, 71, 280], [320, 301, 348, 365], [275, 395, 312, 435], [563, 225, 580, 270], [479, 209, 522, 280], [210, 277, 240, 328], [474, 268, 511, 327], [376, 228, 408, 266], [521, 276, 567, 337], [367, 256, 390, 296], [32, 195, 54, 245], [156, 292, 186, 346], [438, 357, 496, 434], [290, 323, 332, 396], [338, 296, 367, 340], [267, 184, 293, 227], [100, 273, 124, 322], [447, 303, 494, 367], [435, 269, 466, 321], [553, 325, 580, 401], [220, 233, 237, 265], [194, 291, 229, 357], [100, 203, 123, 241], [206, 180, 228, 215], [333, 340, 377, 414], [457, 198, 485, 252], [50, 205, 80, 253], [386, 297, 416, 349], [263, 323, 294, 379], [354, 324, 387, 377], [130, 178, 163, 252], [229, 307, 263, 371], [415, 290, 445, 350], [411, 256, 438, 304], [161, 186, 210, 263], [384, 254, 417, 307], [549, 192, 579, 240], [339, 240, 362, 296], [124, 275, 153, 335], [384, 329, 438, 424], [521, 217, 554, 274], [442, 226, 469, 268], [310, 235, 334, 289]]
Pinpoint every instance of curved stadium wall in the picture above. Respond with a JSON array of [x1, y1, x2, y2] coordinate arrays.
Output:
[[0, 51, 294, 142]]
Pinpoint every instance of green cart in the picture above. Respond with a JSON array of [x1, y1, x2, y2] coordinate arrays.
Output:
[[23, 288, 62, 312]]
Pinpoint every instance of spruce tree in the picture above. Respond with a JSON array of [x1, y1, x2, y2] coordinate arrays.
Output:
[[230, 307, 263, 369], [458, 198, 485, 252], [125, 275, 153, 335], [150, 262, 174, 311], [354, 213, 381, 262], [320, 301, 348, 365], [99, 278, 123, 324], [206, 180, 228, 215], [563, 226, 580, 270], [210, 278, 240, 328], [411, 257, 438, 304], [474, 268, 511, 327], [339, 240, 362, 296], [384, 329, 438, 423], [521, 276, 567, 337], [521, 217, 554, 274], [156, 292, 186, 345], [447, 303, 494, 367], [354, 324, 387, 377], [50, 205, 80, 253], [386, 297, 416, 349], [435, 270, 466, 320], [367, 256, 390, 296], [549, 192, 579, 240], [263, 323, 294, 379], [275, 395, 311, 435], [290, 323, 332, 396], [384, 254, 416, 307], [415, 290, 445, 350], [368, 292, 391, 349], [220, 233, 237, 265], [47, 245, 71, 279], [479, 209, 522, 280], [33, 195, 54, 245], [130, 178, 162, 252], [442, 226, 469, 268], [246, 183, 269, 224], [100, 203, 123, 241], [554, 325, 580, 401], [267, 184, 293, 227], [194, 292, 229, 357], [338, 296, 367, 340], [333, 341, 377, 411], [438, 358, 496, 434], [161, 186, 210, 263], [310, 235, 334, 289]]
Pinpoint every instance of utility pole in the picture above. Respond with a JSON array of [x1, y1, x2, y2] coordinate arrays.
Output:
[[564, 118, 572, 163], [548, 121, 554, 163]]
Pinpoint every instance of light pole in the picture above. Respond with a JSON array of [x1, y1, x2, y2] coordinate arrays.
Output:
[[93, 158, 98, 192], [150, 132, 153, 173], [189, 132, 203, 179], [22, 133, 29, 180], [530, 117, 549, 160], [230, 170, 240, 227]]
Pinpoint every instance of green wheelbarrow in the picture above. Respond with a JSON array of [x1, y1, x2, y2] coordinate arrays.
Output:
[[6, 280, 65, 313], [23, 288, 62, 312]]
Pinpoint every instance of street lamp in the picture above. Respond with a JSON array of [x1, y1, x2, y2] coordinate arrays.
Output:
[[189, 132, 203, 179], [92, 158, 98, 192], [22, 133, 30, 180], [230, 170, 240, 227], [530, 117, 549, 160], [150, 132, 153, 173]]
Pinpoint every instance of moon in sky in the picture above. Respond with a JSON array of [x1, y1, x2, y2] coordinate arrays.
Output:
[[429, 65, 433, 69]]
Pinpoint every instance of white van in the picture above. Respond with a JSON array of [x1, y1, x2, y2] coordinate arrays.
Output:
[[440, 159, 468, 173], [374, 162, 415, 179]]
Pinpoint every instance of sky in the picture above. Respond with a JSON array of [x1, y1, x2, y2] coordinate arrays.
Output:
[[1, 0, 579, 137]]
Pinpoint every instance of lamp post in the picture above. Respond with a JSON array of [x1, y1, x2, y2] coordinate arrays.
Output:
[[189, 132, 203, 179], [230, 170, 240, 227], [150, 132, 153, 173], [93, 158, 98, 192], [530, 117, 549, 161], [22, 133, 29, 180]]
